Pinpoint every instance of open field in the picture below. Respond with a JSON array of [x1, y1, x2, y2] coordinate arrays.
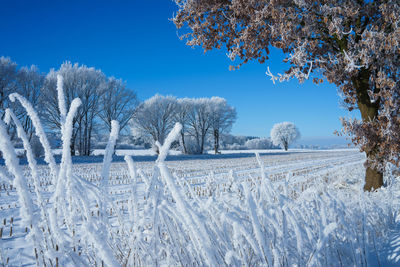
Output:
[[0, 149, 363, 212], [1, 147, 399, 266]]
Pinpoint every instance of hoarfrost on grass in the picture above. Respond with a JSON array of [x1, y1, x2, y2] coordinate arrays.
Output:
[[0, 78, 399, 266]]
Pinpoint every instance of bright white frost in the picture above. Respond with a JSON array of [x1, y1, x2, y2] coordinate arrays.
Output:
[[101, 120, 119, 192], [245, 138, 273, 149], [9, 93, 59, 183], [270, 121, 300, 151], [57, 74, 67, 124], [131, 94, 177, 146], [1, 82, 400, 266], [4, 108, 58, 262], [131, 95, 235, 155]]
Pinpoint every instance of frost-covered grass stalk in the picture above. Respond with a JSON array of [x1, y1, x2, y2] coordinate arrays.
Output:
[[4, 109, 56, 261], [101, 120, 119, 195], [125, 155, 138, 225], [1, 76, 123, 266], [9, 93, 59, 183], [1, 79, 399, 266], [121, 126, 399, 266], [0, 118, 47, 265], [156, 123, 217, 265]]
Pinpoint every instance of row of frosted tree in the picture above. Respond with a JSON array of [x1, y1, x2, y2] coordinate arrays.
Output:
[[0, 56, 237, 156], [0, 57, 138, 156], [131, 94, 237, 154], [1, 56, 298, 156]]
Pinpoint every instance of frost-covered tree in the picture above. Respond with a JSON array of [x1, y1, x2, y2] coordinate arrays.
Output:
[[174, 98, 192, 154], [0, 59, 43, 141], [132, 95, 237, 154], [173, 1, 400, 190], [270, 122, 300, 151], [0, 57, 17, 116], [221, 134, 250, 149], [99, 77, 138, 134], [209, 97, 237, 154], [41, 62, 107, 155], [131, 94, 178, 150], [14, 66, 44, 140], [186, 98, 212, 154]]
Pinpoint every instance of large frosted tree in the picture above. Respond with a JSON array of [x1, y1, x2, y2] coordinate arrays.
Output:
[[186, 98, 213, 154], [173, 0, 400, 190], [131, 94, 178, 151], [209, 97, 237, 154], [99, 77, 138, 133], [41, 62, 106, 156], [270, 122, 300, 151], [0, 57, 17, 116], [0, 58, 44, 141], [174, 98, 192, 154], [14, 66, 44, 140]]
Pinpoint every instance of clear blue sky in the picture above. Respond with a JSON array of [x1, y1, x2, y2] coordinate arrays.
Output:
[[0, 0, 357, 138]]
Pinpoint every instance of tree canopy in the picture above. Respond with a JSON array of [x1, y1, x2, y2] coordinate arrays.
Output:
[[174, 0, 400, 190], [271, 122, 300, 151]]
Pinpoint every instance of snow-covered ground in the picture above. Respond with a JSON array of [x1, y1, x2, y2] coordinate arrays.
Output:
[[1, 147, 400, 266], [13, 148, 359, 165]]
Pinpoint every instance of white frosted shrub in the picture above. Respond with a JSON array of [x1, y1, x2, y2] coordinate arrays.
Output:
[[245, 138, 272, 149], [226, 143, 245, 150]]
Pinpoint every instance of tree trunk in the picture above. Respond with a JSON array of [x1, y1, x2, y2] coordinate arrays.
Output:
[[353, 68, 383, 191], [283, 140, 288, 151], [214, 129, 219, 154], [71, 126, 79, 156], [87, 124, 93, 156], [364, 165, 383, 191], [200, 134, 205, 154], [70, 138, 75, 156], [181, 130, 187, 154]]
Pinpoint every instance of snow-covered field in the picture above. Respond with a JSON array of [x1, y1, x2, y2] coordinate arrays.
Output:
[[1, 141, 400, 266]]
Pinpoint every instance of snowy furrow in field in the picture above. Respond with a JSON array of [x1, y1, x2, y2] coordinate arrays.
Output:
[[87, 151, 364, 210], [0, 151, 362, 211], [184, 153, 363, 186]]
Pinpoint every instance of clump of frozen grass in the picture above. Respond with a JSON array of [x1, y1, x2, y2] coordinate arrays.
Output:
[[9, 93, 59, 183], [2, 76, 121, 266], [0, 112, 48, 266], [121, 127, 399, 266], [1, 76, 399, 266]]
